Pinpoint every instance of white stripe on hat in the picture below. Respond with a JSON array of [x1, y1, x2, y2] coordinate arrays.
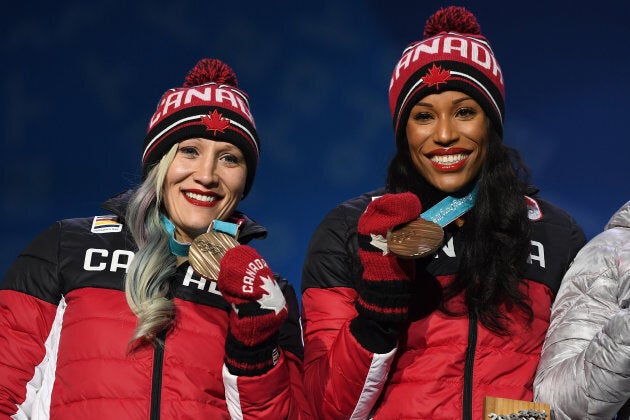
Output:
[[397, 70, 502, 129], [142, 114, 258, 162], [450, 70, 502, 122]]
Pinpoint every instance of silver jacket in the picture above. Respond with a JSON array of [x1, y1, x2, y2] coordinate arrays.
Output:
[[534, 200, 630, 419]]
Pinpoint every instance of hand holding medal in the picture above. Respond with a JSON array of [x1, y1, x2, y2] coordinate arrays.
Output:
[[190, 221, 287, 376], [387, 183, 478, 259], [355, 192, 420, 326]]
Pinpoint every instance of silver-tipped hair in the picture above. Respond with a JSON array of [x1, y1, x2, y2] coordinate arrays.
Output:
[[125, 145, 178, 346]]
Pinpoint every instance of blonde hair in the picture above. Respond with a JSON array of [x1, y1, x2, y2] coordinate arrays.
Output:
[[125, 145, 178, 346]]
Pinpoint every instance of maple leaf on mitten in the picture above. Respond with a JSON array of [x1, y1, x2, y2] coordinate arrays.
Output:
[[217, 245, 288, 347]]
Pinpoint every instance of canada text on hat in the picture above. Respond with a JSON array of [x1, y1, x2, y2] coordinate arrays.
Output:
[[390, 34, 504, 96], [147, 84, 255, 131], [388, 6, 505, 142], [142, 83, 258, 165], [141, 58, 260, 196]]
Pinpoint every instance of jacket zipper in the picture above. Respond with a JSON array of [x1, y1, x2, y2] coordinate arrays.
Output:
[[150, 330, 167, 420], [462, 310, 477, 420]]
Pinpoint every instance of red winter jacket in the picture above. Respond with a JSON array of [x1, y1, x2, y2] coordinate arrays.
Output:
[[301, 189, 586, 420], [0, 190, 305, 420]]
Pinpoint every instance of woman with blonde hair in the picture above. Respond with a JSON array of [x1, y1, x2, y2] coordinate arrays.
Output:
[[0, 58, 305, 419]]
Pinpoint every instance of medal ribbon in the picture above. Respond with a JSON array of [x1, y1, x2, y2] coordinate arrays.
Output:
[[211, 219, 240, 237], [420, 182, 478, 227], [160, 215, 241, 257], [160, 214, 191, 257]]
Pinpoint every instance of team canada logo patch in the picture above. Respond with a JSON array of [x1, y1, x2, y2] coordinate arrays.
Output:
[[423, 64, 451, 89], [525, 196, 543, 221], [201, 110, 230, 134], [91, 215, 123, 233]]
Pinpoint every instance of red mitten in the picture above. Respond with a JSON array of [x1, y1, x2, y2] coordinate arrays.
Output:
[[355, 192, 421, 326], [218, 245, 288, 375]]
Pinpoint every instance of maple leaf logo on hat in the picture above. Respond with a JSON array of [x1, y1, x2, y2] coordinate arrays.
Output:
[[201, 109, 230, 134], [423, 64, 451, 89]]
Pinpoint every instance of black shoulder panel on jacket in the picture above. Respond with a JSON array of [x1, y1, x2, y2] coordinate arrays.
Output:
[[2, 221, 63, 302], [301, 189, 384, 293], [2, 215, 135, 303], [524, 196, 587, 295]]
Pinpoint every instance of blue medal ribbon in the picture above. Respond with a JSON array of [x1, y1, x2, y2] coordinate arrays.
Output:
[[160, 214, 191, 257], [211, 219, 240, 237], [160, 215, 241, 257], [420, 183, 478, 227]]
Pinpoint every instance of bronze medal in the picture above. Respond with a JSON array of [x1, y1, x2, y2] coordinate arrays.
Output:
[[385, 184, 477, 259], [188, 230, 239, 279], [387, 218, 444, 259]]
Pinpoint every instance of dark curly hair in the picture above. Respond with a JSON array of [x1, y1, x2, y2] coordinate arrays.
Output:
[[385, 128, 533, 335]]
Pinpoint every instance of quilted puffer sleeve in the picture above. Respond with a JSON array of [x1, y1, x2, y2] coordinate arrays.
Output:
[[222, 280, 310, 419], [0, 223, 62, 418], [301, 196, 397, 419], [533, 223, 630, 419]]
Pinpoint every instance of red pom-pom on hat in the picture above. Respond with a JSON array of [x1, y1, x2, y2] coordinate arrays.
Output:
[[142, 57, 260, 195], [183, 58, 238, 87], [423, 6, 481, 39]]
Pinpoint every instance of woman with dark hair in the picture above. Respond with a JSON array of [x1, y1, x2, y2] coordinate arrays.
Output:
[[0, 58, 305, 419], [300, 6, 586, 419], [386, 126, 534, 335]]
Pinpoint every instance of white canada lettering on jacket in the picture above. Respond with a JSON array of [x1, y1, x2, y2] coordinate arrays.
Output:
[[434, 239, 546, 268], [83, 248, 135, 272], [82, 250, 222, 295], [528, 240, 546, 268], [242, 258, 268, 293], [441, 237, 456, 257], [182, 266, 222, 296], [389, 36, 503, 90], [148, 85, 253, 129]]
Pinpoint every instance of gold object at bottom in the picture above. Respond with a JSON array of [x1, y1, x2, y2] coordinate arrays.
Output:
[[483, 396, 550, 419]]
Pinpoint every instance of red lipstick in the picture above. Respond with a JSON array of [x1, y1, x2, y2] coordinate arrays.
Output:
[[182, 189, 220, 207], [427, 148, 470, 172]]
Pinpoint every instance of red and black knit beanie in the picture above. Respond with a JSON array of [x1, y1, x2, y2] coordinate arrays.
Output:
[[389, 6, 505, 148], [142, 58, 260, 197]]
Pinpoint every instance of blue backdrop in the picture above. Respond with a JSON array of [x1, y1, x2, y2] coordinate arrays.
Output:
[[2, 1, 629, 298]]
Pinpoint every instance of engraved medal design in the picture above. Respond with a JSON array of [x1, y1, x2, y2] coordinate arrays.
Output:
[[387, 218, 444, 259], [188, 221, 240, 279], [387, 183, 478, 258]]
